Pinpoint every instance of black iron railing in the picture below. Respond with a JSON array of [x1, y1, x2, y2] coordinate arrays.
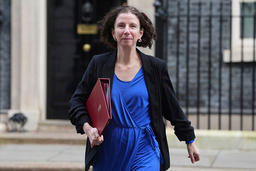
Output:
[[155, 0, 256, 131]]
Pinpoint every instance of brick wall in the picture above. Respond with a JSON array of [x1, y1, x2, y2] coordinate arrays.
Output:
[[167, 0, 255, 113], [0, 0, 10, 110]]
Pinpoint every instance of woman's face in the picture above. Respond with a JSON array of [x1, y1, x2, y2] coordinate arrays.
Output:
[[112, 12, 144, 49]]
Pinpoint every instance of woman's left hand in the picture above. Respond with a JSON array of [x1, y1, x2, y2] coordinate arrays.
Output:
[[187, 142, 200, 164]]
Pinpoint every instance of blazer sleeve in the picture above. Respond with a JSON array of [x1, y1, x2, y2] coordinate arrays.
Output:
[[68, 57, 96, 134], [161, 61, 195, 141]]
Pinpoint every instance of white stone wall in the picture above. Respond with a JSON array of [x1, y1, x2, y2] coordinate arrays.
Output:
[[128, 0, 155, 56], [10, 0, 47, 131]]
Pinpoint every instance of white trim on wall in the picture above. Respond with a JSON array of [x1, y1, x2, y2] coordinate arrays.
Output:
[[128, 0, 155, 56]]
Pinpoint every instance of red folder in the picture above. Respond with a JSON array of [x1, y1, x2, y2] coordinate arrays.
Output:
[[86, 78, 112, 135]]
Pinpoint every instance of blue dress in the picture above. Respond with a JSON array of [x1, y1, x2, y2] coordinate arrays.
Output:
[[93, 68, 163, 171]]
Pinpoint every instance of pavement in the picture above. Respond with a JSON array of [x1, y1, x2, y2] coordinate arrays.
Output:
[[0, 128, 256, 171]]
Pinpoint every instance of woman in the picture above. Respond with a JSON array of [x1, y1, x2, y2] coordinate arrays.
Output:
[[69, 5, 200, 171]]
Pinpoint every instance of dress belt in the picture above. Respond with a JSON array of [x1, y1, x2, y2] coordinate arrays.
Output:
[[145, 125, 164, 164]]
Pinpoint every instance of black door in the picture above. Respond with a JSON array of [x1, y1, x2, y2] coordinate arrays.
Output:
[[47, 0, 127, 119]]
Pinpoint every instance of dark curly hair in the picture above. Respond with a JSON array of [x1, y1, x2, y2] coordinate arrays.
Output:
[[98, 6, 157, 49]]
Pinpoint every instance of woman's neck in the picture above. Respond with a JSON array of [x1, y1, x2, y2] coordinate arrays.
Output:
[[116, 46, 139, 65], [115, 46, 142, 81]]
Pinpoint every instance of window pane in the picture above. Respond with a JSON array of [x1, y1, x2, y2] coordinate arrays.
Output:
[[240, 2, 256, 38]]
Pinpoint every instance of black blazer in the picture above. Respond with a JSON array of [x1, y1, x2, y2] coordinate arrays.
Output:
[[69, 49, 195, 171]]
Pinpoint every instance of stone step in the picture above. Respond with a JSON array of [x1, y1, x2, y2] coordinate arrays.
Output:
[[0, 120, 85, 145], [2, 118, 256, 150], [0, 131, 86, 145], [0, 163, 87, 171], [38, 120, 75, 133], [1, 128, 256, 150]]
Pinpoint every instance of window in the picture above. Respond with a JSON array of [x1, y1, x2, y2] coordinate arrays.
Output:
[[240, 2, 256, 38], [223, 0, 256, 63]]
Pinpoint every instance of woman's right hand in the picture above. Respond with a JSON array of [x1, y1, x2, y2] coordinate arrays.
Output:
[[83, 122, 104, 148]]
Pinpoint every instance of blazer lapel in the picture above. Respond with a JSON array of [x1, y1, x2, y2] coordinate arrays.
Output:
[[139, 50, 160, 127], [139, 49, 157, 93], [102, 50, 117, 91]]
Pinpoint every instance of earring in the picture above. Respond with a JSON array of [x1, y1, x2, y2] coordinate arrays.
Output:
[[138, 38, 142, 42]]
